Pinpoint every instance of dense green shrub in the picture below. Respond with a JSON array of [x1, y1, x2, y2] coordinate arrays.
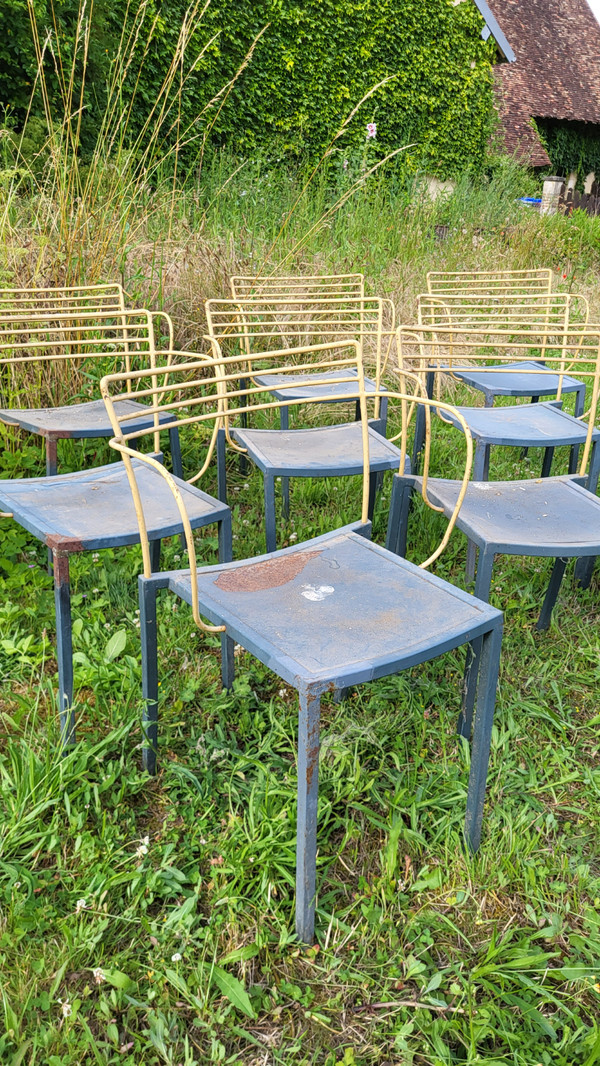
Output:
[[535, 119, 600, 185], [1, 0, 496, 177]]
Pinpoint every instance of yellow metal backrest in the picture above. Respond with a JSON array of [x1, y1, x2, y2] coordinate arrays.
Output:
[[0, 282, 127, 314], [0, 308, 174, 407], [416, 291, 589, 386], [230, 273, 365, 301], [425, 268, 554, 297]]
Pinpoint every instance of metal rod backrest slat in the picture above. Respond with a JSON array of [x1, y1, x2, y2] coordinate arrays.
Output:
[[231, 273, 365, 301], [426, 268, 554, 297]]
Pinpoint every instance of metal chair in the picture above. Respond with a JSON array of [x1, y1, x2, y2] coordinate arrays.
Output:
[[0, 285, 178, 476], [205, 297, 399, 550], [416, 291, 588, 418], [210, 288, 394, 425], [387, 327, 600, 625], [100, 344, 503, 944], [0, 350, 231, 747], [402, 319, 600, 492]]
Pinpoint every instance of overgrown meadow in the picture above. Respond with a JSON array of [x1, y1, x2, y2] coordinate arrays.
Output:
[[3, 20, 600, 1054], [2, 163, 600, 1065]]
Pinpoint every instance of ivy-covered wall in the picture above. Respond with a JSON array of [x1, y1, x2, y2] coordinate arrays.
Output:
[[1, 0, 496, 177]]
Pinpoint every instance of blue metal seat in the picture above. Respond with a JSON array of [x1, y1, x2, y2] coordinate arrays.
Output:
[[206, 293, 393, 517], [0, 396, 183, 478], [0, 455, 231, 747], [442, 400, 600, 485], [230, 418, 406, 553], [100, 348, 503, 944], [386, 472, 600, 629], [447, 360, 585, 413]]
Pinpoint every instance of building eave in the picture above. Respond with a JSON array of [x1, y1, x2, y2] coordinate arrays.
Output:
[[472, 0, 516, 62]]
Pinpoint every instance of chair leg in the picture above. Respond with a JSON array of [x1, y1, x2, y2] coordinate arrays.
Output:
[[215, 427, 228, 505], [296, 688, 321, 944], [53, 549, 76, 749], [474, 547, 495, 603], [411, 406, 426, 474], [472, 442, 490, 483], [149, 540, 161, 572], [139, 576, 160, 775], [280, 407, 290, 519], [464, 622, 502, 852], [221, 633, 236, 691], [536, 557, 568, 631], [367, 472, 378, 521], [466, 543, 478, 584], [168, 427, 184, 480], [264, 474, 277, 554], [46, 438, 58, 477], [385, 476, 413, 557], [466, 445, 489, 581], [459, 543, 496, 738], [574, 555, 596, 589], [219, 512, 233, 564], [459, 637, 481, 741], [587, 441, 600, 495], [541, 446, 555, 479]]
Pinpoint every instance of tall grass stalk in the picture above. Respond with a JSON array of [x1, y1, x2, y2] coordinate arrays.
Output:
[[1, 0, 264, 284]]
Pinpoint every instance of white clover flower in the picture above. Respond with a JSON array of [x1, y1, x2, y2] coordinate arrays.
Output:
[[75, 898, 87, 914], [171, 952, 182, 962], [14, 881, 21, 889], [62, 1001, 72, 1018], [289, 533, 298, 542], [92, 553, 100, 562], [93, 968, 105, 985]]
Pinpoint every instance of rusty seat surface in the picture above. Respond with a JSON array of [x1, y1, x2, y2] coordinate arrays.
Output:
[[168, 525, 500, 687]]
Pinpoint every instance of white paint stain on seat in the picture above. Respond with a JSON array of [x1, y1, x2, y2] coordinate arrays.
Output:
[[301, 584, 335, 601]]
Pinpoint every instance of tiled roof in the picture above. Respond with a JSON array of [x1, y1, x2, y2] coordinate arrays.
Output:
[[489, 0, 600, 165]]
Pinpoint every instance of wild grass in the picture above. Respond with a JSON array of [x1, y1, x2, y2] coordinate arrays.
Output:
[[3, 30, 600, 1058]]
